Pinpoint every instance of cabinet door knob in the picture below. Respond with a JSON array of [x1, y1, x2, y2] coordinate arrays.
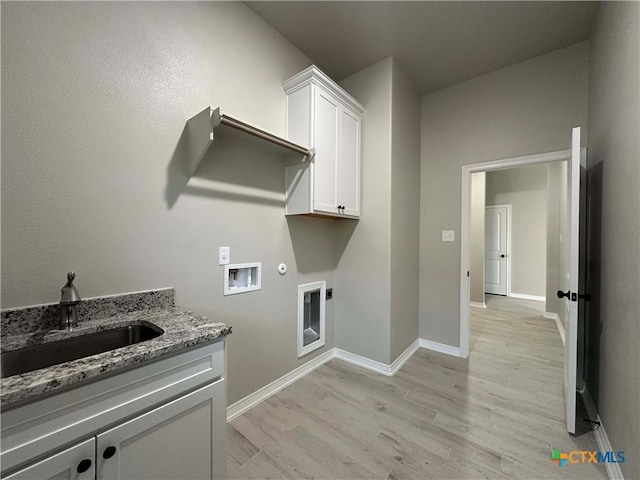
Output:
[[103, 446, 117, 459], [77, 459, 92, 473]]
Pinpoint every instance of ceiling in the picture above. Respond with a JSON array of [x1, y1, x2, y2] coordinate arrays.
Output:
[[245, 1, 598, 94]]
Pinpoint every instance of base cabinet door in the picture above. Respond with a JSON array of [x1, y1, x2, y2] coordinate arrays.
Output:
[[4, 438, 95, 480], [96, 380, 226, 480]]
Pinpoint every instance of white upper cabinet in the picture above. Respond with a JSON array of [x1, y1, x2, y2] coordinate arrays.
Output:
[[283, 66, 363, 219]]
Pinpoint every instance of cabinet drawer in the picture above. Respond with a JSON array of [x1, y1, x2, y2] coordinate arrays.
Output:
[[3, 438, 95, 480]]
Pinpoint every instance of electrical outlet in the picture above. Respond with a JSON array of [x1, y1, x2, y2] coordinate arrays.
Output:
[[442, 230, 455, 242], [219, 247, 230, 265]]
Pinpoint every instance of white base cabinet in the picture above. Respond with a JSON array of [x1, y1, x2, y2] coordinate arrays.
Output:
[[283, 65, 363, 219], [1, 341, 227, 480]]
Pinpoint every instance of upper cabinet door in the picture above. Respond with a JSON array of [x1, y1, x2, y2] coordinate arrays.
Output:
[[338, 105, 361, 217], [313, 87, 340, 214]]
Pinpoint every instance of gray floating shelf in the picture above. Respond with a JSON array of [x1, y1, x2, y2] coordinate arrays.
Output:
[[185, 106, 314, 176]]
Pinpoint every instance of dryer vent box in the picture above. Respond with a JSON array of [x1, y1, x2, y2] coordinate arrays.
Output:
[[297, 281, 326, 357]]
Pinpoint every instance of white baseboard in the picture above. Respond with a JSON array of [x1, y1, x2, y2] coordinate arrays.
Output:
[[543, 312, 565, 346], [389, 339, 420, 375], [334, 339, 419, 376], [418, 338, 462, 357], [582, 387, 625, 480], [227, 340, 421, 421], [470, 301, 486, 309], [333, 348, 390, 374], [226, 348, 334, 422], [509, 292, 546, 302]]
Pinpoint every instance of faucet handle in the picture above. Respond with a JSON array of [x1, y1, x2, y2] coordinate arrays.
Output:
[[61, 271, 81, 304], [65, 271, 76, 287]]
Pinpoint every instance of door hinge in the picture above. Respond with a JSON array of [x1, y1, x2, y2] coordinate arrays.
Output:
[[467, 271, 470, 277], [583, 417, 601, 426]]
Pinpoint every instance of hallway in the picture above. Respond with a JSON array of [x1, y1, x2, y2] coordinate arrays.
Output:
[[228, 298, 606, 479]]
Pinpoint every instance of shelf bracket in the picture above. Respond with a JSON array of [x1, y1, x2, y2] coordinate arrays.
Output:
[[184, 106, 314, 177]]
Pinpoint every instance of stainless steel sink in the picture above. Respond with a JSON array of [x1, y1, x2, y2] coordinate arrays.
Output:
[[1, 324, 164, 379]]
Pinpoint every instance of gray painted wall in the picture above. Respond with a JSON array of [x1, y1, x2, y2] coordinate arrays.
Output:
[[335, 58, 420, 364], [1, 1, 339, 405], [470, 173, 486, 304], [419, 41, 589, 346], [335, 58, 393, 364], [390, 60, 421, 360], [587, 2, 640, 477], [486, 165, 547, 298]]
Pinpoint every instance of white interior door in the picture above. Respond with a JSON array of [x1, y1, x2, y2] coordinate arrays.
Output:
[[559, 126, 582, 434], [485, 205, 508, 295]]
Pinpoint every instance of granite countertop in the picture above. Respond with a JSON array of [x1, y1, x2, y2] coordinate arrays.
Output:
[[0, 289, 231, 409]]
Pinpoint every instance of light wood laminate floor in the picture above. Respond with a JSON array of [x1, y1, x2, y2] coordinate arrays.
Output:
[[228, 297, 606, 479]]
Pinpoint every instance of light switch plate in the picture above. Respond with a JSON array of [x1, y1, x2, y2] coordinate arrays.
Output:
[[442, 230, 455, 242], [219, 247, 230, 265]]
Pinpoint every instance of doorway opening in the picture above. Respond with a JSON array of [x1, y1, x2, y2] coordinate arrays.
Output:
[[462, 128, 586, 436], [471, 162, 552, 309], [460, 149, 572, 358]]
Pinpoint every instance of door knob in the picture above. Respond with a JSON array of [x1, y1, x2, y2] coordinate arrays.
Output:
[[500, 254, 506, 258], [557, 289, 591, 301]]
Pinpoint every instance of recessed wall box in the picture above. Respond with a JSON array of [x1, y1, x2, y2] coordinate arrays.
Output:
[[224, 262, 261, 296], [297, 281, 326, 357]]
